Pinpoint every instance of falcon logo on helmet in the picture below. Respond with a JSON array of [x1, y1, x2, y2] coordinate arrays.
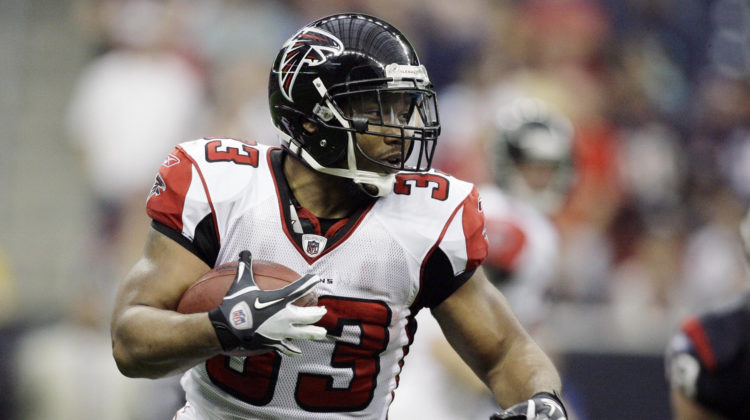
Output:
[[277, 27, 344, 102]]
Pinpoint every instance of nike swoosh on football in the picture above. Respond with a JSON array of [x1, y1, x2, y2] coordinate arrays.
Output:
[[254, 297, 284, 309]]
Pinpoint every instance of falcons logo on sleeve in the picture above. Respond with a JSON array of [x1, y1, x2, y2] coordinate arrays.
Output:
[[277, 27, 344, 102], [148, 173, 166, 200]]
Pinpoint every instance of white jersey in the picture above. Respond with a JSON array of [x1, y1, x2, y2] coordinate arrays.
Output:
[[146, 138, 487, 420]]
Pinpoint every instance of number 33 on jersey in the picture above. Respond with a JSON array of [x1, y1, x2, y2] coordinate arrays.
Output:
[[146, 138, 488, 419]]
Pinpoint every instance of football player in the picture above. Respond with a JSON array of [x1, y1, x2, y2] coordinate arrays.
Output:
[[482, 98, 575, 329], [110, 13, 566, 420], [665, 209, 750, 420]]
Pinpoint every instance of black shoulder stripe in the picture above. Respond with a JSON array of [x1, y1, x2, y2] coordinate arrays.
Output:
[[151, 216, 219, 267], [193, 214, 220, 267], [413, 248, 474, 311]]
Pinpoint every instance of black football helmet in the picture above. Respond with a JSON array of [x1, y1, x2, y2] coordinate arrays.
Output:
[[268, 13, 440, 196], [491, 98, 575, 214]]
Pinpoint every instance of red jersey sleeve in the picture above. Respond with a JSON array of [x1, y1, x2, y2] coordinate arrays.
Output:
[[146, 147, 195, 232]]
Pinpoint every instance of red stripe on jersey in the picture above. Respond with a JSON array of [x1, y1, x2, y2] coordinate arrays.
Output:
[[461, 187, 489, 271], [325, 218, 350, 238], [188, 149, 221, 245], [682, 316, 717, 372], [147, 148, 193, 232], [294, 206, 322, 235], [427, 205, 461, 267], [392, 313, 418, 403]]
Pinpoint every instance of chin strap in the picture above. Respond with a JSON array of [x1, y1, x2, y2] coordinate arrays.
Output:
[[352, 172, 396, 197]]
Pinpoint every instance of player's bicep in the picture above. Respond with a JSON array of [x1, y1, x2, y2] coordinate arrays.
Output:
[[432, 267, 527, 380], [113, 226, 210, 314]]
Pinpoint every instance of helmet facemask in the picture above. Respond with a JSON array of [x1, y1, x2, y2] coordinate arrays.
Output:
[[288, 65, 439, 197]]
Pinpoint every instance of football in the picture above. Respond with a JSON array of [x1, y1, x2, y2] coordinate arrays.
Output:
[[176, 259, 317, 314]]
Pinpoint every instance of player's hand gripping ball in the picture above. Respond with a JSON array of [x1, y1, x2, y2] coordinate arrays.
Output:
[[178, 252, 325, 356], [177, 260, 318, 313]]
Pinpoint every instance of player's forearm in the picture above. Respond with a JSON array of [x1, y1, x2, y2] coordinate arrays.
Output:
[[486, 337, 562, 408], [111, 305, 221, 378]]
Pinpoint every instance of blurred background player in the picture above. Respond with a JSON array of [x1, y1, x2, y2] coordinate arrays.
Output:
[[481, 98, 575, 330], [65, 0, 208, 284], [389, 98, 575, 419], [664, 208, 750, 420]]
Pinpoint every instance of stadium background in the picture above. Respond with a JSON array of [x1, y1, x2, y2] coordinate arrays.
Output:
[[1, 0, 748, 419]]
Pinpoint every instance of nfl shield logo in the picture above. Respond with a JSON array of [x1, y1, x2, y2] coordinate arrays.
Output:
[[232, 309, 246, 325], [306, 240, 320, 255], [302, 234, 327, 258], [229, 302, 252, 329]]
